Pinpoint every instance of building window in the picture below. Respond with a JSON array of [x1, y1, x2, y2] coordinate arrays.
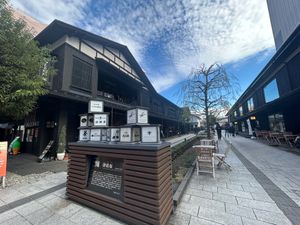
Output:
[[268, 114, 285, 132], [234, 111, 237, 117], [239, 106, 243, 116], [264, 79, 279, 103], [247, 98, 254, 112], [71, 57, 92, 90]]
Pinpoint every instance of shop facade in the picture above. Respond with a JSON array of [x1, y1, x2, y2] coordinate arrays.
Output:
[[21, 20, 186, 156], [227, 25, 300, 136]]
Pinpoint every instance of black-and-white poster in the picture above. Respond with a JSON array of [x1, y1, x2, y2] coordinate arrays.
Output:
[[87, 157, 123, 200]]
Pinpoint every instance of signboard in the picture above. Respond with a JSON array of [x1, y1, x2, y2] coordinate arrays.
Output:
[[90, 129, 101, 141], [127, 109, 136, 124], [127, 108, 148, 124], [94, 114, 109, 127], [247, 119, 253, 136], [141, 126, 160, 143], [0, 142, 8, 177], [120, 127, 132, 142], [88, 100, 104, 113], [88, 156, 123, 200], [79, 129, 90, 141], [137, 109, 148, 124], [80, 115, 88, 127]]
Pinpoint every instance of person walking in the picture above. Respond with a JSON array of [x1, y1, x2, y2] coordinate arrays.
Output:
[[215, 122, 222, 140]]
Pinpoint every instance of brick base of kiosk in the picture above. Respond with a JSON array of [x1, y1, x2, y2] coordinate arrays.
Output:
[[67, 142, 173, 225]]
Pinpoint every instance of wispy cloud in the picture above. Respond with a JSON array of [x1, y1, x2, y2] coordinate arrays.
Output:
[[11, 0, 275, 92]]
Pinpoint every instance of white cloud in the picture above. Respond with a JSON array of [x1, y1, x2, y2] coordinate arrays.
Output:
[[11, 0, 275, 93]]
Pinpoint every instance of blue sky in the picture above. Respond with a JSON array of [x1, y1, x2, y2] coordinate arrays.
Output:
[[11, 0, 276, 106]]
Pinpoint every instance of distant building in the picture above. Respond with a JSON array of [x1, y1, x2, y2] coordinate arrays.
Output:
[[267, 0, 300, 50], [190, 113, 202, 129], [10, 7, 46, 36], [227, 1, 300, 136], [227, 25, 300, 135]]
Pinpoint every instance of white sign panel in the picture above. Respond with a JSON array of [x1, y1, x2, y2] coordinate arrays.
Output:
[[80, 115, 87, 127], [142, 126, 159, 143], [120, 127, 132, 142], [79, 129, 90, 141], [127, 109, 137, 124], [94, 114, 108, 127], [132, 127, 141, 142], [90, 129, 101, 141], [88, 100, 103, 113], [109, 128, 120, 142], [137, 109, 148, 124], [101, 129, 107, 141], [87, 114, 94, 127]]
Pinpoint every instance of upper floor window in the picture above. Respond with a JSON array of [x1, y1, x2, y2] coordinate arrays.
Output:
[[72, 57, 92, 91], [239, 106, 243, 116], [264, 79, 279, 103], [247, 98, 254, 112]]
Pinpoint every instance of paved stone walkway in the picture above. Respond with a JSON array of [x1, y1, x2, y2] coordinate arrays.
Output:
[[170, 138, 294, 225], [1, 136, 300, 225]]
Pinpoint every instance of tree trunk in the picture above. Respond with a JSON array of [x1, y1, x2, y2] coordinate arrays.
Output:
[[204, 73, 210, 139]]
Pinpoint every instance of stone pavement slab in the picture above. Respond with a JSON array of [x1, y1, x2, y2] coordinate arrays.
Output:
[[169, 138, 293, 225]]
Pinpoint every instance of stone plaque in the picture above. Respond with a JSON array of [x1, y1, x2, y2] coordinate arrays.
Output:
[[88, 100, 103, 113], [88, 157, 123, 200]]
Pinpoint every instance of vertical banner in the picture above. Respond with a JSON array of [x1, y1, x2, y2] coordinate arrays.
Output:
[[247, 119, 253, 136], [0, 142, 8, 177]]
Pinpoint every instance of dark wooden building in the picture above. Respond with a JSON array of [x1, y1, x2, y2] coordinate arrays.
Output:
[[23, 20, 185, 155], [227, 25, 300, 135]]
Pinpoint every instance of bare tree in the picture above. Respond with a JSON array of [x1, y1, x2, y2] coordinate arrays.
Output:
[[181, 63, 239, 138]]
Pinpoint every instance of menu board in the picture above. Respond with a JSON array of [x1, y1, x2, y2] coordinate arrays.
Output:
[[87, 157, 123, 200]]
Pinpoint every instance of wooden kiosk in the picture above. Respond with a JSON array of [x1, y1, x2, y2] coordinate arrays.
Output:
[[66, 141, 173, 225]]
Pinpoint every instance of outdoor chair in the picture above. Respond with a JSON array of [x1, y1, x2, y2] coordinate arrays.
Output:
[[193, 146, 215, 178], [213, 143, 232, 170]]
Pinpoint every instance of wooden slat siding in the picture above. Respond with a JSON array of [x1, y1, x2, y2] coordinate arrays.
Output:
[[69, 157, 87, 163], [69, 144, 170, 156], [67, 188, 160, 220], [68, 168, 86, 176], [124, 159, 170, 174], [68, 194, 149, 225], [126, 155, 170, 168], [67, 172, 85, 180], [67, 144, 173, 225]]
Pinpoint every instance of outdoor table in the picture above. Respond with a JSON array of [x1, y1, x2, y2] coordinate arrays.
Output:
[[193, 145, 217, 153], [67, 141, 173, 225], [284, 134, 298, 147]]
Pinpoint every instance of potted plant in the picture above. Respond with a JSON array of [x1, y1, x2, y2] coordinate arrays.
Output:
[[57, 125, 66, 160]]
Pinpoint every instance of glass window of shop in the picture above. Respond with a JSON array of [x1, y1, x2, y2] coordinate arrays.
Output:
[[264, 79, 280, 103], [268, 114, 285, 132], [247, 98, 254, 112]]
